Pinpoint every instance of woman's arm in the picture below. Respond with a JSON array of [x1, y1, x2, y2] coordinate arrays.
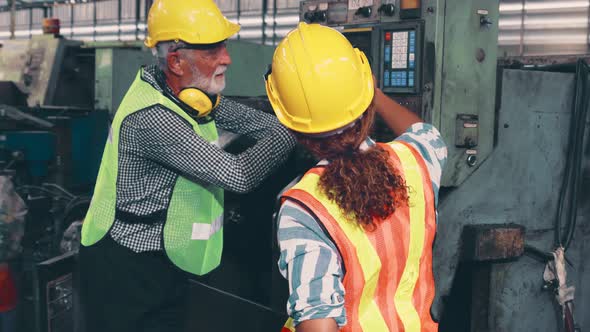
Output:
[[373, 87, 422, 137], [296, 318, 339, 332]]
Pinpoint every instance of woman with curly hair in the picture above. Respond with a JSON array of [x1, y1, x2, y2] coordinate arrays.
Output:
[[265, 23, 447, 332]]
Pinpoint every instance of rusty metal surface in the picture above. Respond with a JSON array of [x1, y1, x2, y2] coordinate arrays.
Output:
[[471, 264, 492, 332], [462, 224, 525, 262], [434, 69, 590, 331], [498, 55, 590, 68]]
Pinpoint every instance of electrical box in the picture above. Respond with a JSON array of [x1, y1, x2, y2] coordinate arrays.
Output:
[[299, 0, 500, 186]]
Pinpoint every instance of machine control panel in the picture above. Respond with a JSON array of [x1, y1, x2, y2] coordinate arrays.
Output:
[[298, 0, 503, 187], [300, 0, 387, 25], [300, 0, 423, 99], [378, 3, 396, 16], [381, 25, 420, 93]]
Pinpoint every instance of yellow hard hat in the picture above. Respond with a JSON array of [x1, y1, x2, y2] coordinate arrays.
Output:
[[145, 0, 240, 48], [265, 22, 374, 135]]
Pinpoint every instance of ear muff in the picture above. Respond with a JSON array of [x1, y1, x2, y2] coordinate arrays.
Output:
[[178, 88, 220, 118]]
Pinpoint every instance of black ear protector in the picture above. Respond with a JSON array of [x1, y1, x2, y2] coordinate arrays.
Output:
[[178, 88, 220, 118]]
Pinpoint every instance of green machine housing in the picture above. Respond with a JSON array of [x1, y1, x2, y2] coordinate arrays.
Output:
[[300, 0, 500, 186]]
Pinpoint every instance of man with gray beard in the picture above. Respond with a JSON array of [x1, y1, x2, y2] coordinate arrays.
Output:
[[78, 0, 296, 331]]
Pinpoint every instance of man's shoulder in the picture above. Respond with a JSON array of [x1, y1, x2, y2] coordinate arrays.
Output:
[[122, 104, 188, 130], [140, 65, 166, 93]]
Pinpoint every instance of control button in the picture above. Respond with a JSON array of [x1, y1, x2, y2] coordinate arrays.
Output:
[[356, 6, 373, 18], [304, 10, 327, 23], [378, 3, 396, 16]]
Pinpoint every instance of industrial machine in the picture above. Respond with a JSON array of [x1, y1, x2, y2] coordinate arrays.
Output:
[[188, 1, 589, 331], [0, 34, 113, 332], [288, 1, 590, 332], [297, 0, 498, 187], [291, 0, 502, 323], [0, 32, 304, 332]]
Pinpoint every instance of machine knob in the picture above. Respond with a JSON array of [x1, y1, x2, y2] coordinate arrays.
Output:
[[356, 6, 372, 18], [304, 10, 327, 23], [477, 10, 493, 29], [480, 16, 493, 29], [379, 3, 396, 16]]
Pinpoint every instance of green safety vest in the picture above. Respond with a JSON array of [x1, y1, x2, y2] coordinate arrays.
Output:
[[81, 67, 224, 276]]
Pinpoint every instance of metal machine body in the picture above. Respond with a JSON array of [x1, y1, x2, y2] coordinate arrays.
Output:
[[435, 68, 590, 332], [294, 1, 590, 332], [0, 34, 159, 332], [0, 34, 300, 332], [299, 0, 499, 186], [0, 35, 110, 332], [1, 9, 588, 332], [0, 35, 95, 109]]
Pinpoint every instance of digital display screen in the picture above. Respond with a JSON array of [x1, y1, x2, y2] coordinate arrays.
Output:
[[382, 29, 417, 89]]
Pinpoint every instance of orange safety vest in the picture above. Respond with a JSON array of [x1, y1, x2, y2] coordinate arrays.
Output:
[[280, 141, 437, 332]]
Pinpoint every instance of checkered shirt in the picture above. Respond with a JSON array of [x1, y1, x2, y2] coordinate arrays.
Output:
[[109, 65, 296, 252]]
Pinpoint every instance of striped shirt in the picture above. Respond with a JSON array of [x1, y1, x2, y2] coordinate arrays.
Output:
[[276, 123, 447, 327]]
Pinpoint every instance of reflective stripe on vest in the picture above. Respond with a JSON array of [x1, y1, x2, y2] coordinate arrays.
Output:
[[281, 141, 437, 332], [81, 67, 224, 276], [191, 214, 223, 240], [281, 318, 295, 332]]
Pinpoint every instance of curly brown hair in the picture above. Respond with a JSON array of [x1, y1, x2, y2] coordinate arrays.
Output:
[[294, 105, 409, 230]]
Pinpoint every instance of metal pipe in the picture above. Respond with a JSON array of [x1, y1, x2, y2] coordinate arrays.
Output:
[[145, 0, 153, 36], [10, 0, 16, 39], [262, 0, 268, 44], [93, 0, 97, 41], [272, 0, 277, 45], [29, 7, 33, 38], [587, 0, 590, 54], [519, 0, 526, 56], [135, 0, 140, 40], [118, 0, 122, 41], [237, 0, 241, 40], [70, 3, 74, 39]]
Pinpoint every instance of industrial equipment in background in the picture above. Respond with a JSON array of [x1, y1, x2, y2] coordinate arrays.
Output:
[[293, 1, 589, 332], [298, 0, 497, 187], [0, 17, 311, 332], [0, 23, 112, 332]]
